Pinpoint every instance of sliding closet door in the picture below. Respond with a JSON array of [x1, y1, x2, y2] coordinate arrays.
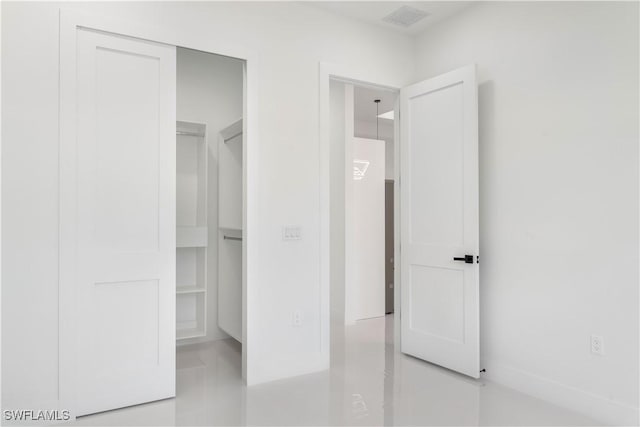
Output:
[[73, 28, 176, 416]]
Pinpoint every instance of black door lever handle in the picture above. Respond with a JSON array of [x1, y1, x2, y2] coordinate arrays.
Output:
[[453, 255, 475, 264]]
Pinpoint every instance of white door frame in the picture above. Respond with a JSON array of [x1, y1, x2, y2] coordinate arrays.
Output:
[[319, 62, 404, 351], [59, 8, 258, 417]]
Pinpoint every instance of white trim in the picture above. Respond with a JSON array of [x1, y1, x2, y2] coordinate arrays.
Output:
[[392, 97, 401, 348], [483, 361, 640, 426], [59, 10, 78, 416], [0, 1, 2, 414], [59, 7, 259, 417], [318, 62, 404, 359], [318, 62, 331, 369]]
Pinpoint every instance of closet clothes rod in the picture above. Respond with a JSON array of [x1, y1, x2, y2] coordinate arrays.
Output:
[[224, 235, 242, 241], [177, 131, 205, 137], [223, 131, 243, 143]]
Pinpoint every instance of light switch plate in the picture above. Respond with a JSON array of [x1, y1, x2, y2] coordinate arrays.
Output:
[[282, 226, 302, 241], [591, 334, 605, 355]]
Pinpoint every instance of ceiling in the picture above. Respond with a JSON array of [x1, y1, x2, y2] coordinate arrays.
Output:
[[307, 2, 473, 36], [354, 85, 397, 123]]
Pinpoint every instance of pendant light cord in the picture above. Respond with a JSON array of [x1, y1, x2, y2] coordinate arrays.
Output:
[[374, 99, 381, 140]]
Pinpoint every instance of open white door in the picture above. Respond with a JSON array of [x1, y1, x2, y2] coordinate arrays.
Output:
[[400, 65, 480, 378], [71, 28, 176, 415]]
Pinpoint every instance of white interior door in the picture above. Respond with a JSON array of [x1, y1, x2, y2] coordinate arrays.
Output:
[[74, 28, 176, 415], [400, 65, 480, 378]]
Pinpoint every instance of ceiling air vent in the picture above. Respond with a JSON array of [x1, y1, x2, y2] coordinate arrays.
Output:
[[382, 5, 429, 28]]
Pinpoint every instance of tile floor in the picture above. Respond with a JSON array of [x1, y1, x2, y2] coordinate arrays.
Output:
[[72, 315, 601, 426]]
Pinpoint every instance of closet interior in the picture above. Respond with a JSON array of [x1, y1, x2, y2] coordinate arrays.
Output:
[[175, 47, 244, 349]]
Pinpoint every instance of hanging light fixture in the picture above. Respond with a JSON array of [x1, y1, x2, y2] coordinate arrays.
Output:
[[374, 99, 381, 140]]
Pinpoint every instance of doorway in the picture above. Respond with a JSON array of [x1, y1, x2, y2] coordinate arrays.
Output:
[[175, 43, 245, 393], [328, 77, 399, 336], [322, 64, 481, 381]]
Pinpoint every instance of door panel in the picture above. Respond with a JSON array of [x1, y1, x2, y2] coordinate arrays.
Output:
[[409, 82, 464, 247], [75, 28, 176, 416], [400, 65, 479, 378], [93, 46, 160, 252], [409, 266, 464, 343]]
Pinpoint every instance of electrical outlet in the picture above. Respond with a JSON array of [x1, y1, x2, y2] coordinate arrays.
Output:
[[292, 310, 303, 327], [591, 335, 605, 355], [283, 226, 302, 241]]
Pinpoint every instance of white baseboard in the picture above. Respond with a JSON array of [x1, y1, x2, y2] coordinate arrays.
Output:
[[482, 361, 639, 426]]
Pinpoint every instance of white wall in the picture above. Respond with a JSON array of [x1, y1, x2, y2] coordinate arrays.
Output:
[[352, 138, 386, 321], [176, 47, 243, 343], [413, 2, 639, 424], [1, 0, 414, 412], [354, 119, 395, 180], [335, 88, 395, 326]]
